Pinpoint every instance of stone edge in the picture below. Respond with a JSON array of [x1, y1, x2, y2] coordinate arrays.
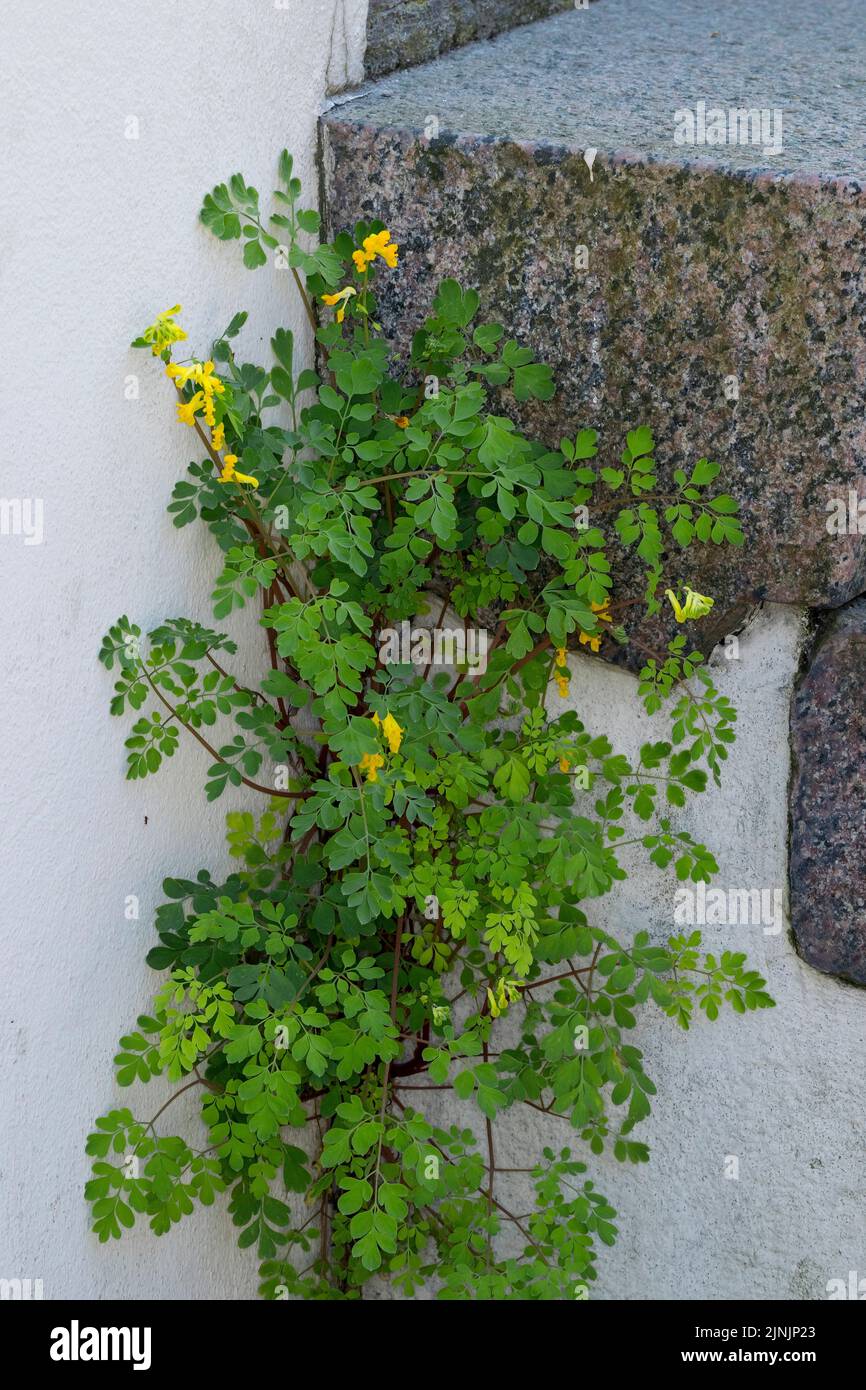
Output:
[[363, 0, 583, 81]]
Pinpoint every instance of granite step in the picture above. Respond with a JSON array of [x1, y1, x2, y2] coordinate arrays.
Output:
[[364, 0, 577, 80]]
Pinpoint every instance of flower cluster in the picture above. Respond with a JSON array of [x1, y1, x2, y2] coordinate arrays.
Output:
[[218, 457, 258, 488], [355, 711, 403, 778], [167, 359, 225, 429], [578, 599, 613, 654], [359, 710, 404, 782], [372, 710, 403, 753], [352, 228, 399, 273], [320, 227, 399, 328], [486, 977, 522, 1019], [139, 304, 187, 357], [553, 647, 570, 699]]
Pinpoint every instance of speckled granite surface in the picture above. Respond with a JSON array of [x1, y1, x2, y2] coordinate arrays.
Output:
[[323, 0, 866, 653], [364, 1, 577, 80], [357, 0, 866, 178], [790, 602, 866, 985]]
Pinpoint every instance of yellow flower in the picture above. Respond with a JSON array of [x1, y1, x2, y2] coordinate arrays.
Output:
[[364, 230, 399, 269], [559, 754, 571, 773], [381, 713, 404, 754], [169, 359, 224, 429], [394, 416, 410, 429], [195, 360, 224, 396], [359, 752, 385, 783], [578, 599, 613, 654], [666, 586, 715, 623], [372, 710, 404, 754], [211, 422, 226, 452], [176, 391, 204, 426], [552, 647, 572, 696], [168, 359, 224, 394], [321, 286, 357, 324], [353, 228, 399, 273], [218, 456, 259, 487], [166, 362, 198, 389], [141, 305, 187, 357], [487, 977, 522, 1018]]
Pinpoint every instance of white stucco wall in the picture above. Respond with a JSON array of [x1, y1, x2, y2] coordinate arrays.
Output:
[[0, 0, 367, 1300]]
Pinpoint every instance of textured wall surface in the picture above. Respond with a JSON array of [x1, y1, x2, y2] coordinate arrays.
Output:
[[0, 0, 367, 1301]]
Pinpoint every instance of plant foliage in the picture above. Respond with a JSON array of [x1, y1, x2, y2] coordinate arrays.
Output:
[[88, 151, 772, 1300]]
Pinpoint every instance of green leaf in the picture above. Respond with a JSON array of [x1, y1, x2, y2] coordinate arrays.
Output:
[[243, 239, 268, 270], [512, 362, 555, 402]]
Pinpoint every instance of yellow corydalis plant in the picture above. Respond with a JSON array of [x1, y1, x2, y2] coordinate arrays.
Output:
[[218, 457, 258, 488], [167, 359, 225, 428], [358, 752, 385, 783], [138, 304, 187, 357], [352, 228, 399, 273], [91, 149, 762, 1302], [137, 308, 257, 488], [321, 229, 399, 328], [357, 712, 404, 781], [486, 977, 523, 1019], [372, 710, 404, 754], [320, 286, 357, 323], [578, 599, 613, 653], [665, 586, 714, 623], [553, 647, 570, 699]]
